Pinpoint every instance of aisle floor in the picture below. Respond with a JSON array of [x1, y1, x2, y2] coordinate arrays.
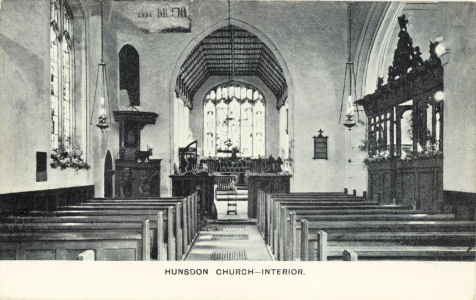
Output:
[[185, 221, 272, 261]]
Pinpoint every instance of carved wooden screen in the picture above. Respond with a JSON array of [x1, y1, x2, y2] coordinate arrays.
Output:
[[356, 15, 444, 211]]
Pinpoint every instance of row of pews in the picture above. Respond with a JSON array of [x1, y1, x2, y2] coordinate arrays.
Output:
[[257, 190, 476, 261], [0, 192, 201, 261]]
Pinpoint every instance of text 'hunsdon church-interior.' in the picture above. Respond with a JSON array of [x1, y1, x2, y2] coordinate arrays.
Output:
[[0, 0, 475, 262]]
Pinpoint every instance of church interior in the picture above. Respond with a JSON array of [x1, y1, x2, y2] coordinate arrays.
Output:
[[0, 0, 475, 262]]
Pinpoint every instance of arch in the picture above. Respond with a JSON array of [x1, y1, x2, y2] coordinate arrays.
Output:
[[119, 44, 140, 106], [168, 18, 295, 177], [169, 18, 293, 109], [355, 2, 405, 97]]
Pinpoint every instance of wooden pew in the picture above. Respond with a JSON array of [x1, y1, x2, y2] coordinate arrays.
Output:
[[316, 231, 476, 261], [0, 216, 165, 260], [342, 247, 476, 261], [298, 220, 475, 260], [261, 195, 459, 260], [27, 206, 181, 259], [68, 196, 198, 258], [279, 205, 473, 261], [257, 190, 362, 232], [258, 190, 476, 262], [2, 193, 200, 261], [267, 203, 413, 259], [0, 220, 151, 261], [256, 189, 400, 240], [298, 220, 476, 261]]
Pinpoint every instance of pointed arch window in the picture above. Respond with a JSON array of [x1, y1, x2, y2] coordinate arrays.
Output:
[[50, 0, 74, 150], [203, 83, 265, 158], [119, 45, 140, 107]]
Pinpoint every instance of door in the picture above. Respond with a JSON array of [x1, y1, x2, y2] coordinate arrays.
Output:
[[104, 151, 114, 198]]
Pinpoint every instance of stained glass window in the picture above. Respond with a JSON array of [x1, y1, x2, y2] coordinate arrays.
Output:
[[203, 83, 265, 157], [50, 0, 60, 149], [50, 0, 75, 150]]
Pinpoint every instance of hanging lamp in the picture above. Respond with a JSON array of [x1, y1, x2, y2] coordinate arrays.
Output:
[[90, 0, 111, 132], [339, 2, 359, 130]]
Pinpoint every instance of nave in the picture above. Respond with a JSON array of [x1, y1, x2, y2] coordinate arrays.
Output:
[[1, 188, 474, 262]]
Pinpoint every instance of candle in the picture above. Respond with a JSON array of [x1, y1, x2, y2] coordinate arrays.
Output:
[[346, 95, 354, 115], [99, 97, 105, 118]]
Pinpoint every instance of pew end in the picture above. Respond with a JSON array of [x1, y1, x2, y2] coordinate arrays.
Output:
[[343, 249, 358, 261], [78, 250, 95, 261]]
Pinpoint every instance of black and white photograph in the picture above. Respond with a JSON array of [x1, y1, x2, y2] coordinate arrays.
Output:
[[0, 0, 475, 299]]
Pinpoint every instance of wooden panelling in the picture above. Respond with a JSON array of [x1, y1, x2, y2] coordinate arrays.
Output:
[[247, 175, 291, 218], [0, 185, 94, 214], [444, 191, 476, 220], [368, 158, 442, 212], [171, 174, 215, 217]]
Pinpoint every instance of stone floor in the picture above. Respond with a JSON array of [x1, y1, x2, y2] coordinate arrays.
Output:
[[185, 221, 272, 261], [215, 199, 248, 220]]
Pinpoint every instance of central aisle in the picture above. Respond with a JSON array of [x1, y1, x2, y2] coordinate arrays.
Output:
[[185, 221, 273, 261]]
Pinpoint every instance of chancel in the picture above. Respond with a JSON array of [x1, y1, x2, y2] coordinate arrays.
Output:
[[0, 0, 475, 262]]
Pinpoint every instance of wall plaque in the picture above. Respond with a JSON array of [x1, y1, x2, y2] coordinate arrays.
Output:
[[313, 129, 328, 160], [124, 1, 191, 33]]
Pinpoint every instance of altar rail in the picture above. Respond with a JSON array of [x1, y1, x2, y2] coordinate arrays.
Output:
[[201, 158, 282, 174]]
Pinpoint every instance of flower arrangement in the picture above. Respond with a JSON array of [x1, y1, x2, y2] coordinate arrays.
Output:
[[363, 141, 442, 165], [363, 150, 391, 164], [51, 140, 90, 171]]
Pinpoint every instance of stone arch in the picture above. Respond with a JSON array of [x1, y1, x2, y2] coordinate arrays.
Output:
[[168, 18, 295, 171]]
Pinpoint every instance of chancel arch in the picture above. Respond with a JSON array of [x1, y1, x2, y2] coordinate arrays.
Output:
[[169, 19, 293, 167]]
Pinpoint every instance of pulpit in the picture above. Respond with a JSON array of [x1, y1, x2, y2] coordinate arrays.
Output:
[[113, 110, 161, 198]]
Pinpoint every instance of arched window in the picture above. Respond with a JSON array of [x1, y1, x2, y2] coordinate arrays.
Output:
[[203, 83, 265, 158], [119, 45, 140, 107], [50, 0, 74, 150]]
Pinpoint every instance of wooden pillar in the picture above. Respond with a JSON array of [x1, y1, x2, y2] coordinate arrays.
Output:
[[257, 190, 262, 232], [290, 211, 297, 261], [316, 230, 327, 261], [390, 107, 395, 157], [266, 194, 272, 245], [439, 102, 444, 151], [157, 211, 166, 261], [268, 195, 274, 248], [431, 95, 437, 145], [368, 116, 373, 156], [396, 110, 402, 157], [142, 219, 150, 261], [167, 206, 175, 261], [300, 219, 309, 261], [188, 195, 192, 241], [176, 203, 183, 259], [273, 203, 279, 256], [190, 196, 195, 237], [182, 199, 188, 251], [280, 206, 287, 261], [412, 100, 418, 153]]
